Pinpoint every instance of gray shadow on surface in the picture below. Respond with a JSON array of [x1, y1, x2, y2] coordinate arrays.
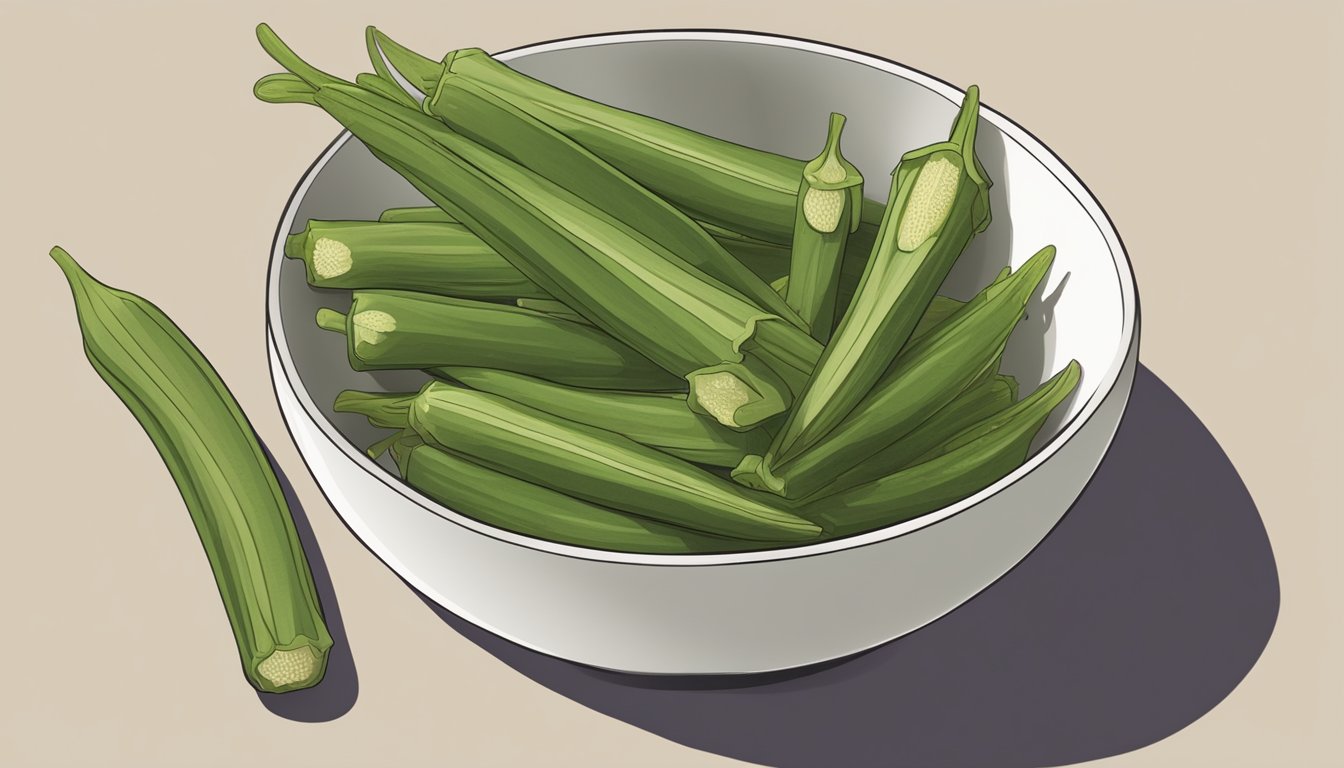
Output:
[[415, 364, 1278, 767], [256, 440, 359, 721]]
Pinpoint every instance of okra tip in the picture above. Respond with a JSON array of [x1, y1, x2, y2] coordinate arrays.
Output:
[[254, 73, 317, 106], [255, 643, 328, 692], [315, 307, 348, 334], [255, 23, 342, 90]]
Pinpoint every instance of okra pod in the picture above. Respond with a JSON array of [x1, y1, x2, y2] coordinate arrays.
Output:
[[421, 73, 806, 325], [736, 244, 1055, 499], [803, 361, 1081, 536], [403, 382, 821, 542], [785, 112, 864, 342], [440, 367, 772, 467], [315, 289, 683, 391], [51, 247, 332, 693], [390, 436, 757, 553], [368, 27, 886, 244], [744, 86, 994, 478], [824, 373, 1016, 493], [285, 219, 548, 299], [256, 32, 824, 428]]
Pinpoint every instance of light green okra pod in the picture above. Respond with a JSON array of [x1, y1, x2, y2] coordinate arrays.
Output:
[[286, 219, 548, 299], [399, 382, 821, 542], [315, 290, 683, 391], [440, 367, 772, 467], [51, 247, 332, 693]]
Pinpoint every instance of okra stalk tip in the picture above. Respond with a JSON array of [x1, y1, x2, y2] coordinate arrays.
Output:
[[256, 644, 326, 691], [255, 23, 342, 90], [315, 307, 348, 334]]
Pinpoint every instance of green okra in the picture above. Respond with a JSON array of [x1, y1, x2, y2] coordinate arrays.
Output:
[[315, 289, 683, 391], [50, 247, 332, 693], [785, 112, 864, 342], [379, 206, 457, 224], [823, 373, 1016, 493], [735, 245, 1055, 499], [285, 219, 548, 299], [739, 86, 993, 483], [803, 361, 1081, 537], [401, 382, 821, 542], [256, 31, 824, 428], [368, 27, 887, 244], [440, 367, 772, 467], [420, 72, 806, 325], [389, 435, 756, 554]]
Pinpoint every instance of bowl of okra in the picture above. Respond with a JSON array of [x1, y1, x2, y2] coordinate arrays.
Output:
[[262, 29, 1139, 674]]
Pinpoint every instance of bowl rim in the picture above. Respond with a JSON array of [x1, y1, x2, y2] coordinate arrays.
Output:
[[266, 28, 1140, 567]]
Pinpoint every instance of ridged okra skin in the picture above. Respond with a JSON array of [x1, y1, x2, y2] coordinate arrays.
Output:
[[404, 383, 821, 542], [50, 247, 332, 693], [440, 367, 772, 467], [315, 290, 684, 391], [367, 27, 887, 244], [737, 86, 994, 492], [285, 219, 548, 299], [390, 436, 754, 554], [736, 245, 1055, 499], [803, 361, 1081, 537]]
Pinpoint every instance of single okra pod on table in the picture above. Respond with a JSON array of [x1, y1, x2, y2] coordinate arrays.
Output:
[[439, 367, 772, 467], [314, 290, 683, 391], [398, 382, 820, 542], [285, 219, 548, 299], [255, 31, 824, 428], [735, 244, 1056, 499], [785, 112, 864, 342], [50, 247, 332, 693], [421, 73, 806, 326], [367, 27, 887, 244], [735, 86, 993, 489], [388, 435, 758, 554], [803, 361, 1081, 537]]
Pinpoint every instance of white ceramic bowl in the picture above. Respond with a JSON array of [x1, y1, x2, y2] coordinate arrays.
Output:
[[267, 31, 1139, 675]]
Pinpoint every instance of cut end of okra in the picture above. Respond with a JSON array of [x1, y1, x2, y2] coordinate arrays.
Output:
[[351, 310, 397, 347], [310, 237, 353, 278], [897, 155, 962, 251], [729, 454, 787, 494], [256, 645, 323, 690], [692, 372, 754, 428], [801, 113, 863, 234]]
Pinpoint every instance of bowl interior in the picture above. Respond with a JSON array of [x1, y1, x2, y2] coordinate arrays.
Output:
[[273, 35, 1131, 533]]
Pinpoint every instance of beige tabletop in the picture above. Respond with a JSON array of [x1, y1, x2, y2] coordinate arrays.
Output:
[[3, 1, 1339, 766]]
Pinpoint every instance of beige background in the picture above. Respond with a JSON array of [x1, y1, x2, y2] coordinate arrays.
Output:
[[2, 0, 1339, 765]]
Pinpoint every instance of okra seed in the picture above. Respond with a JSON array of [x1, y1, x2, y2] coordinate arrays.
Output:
[[897, 157, 960, 251], [352, 310, 397, 347], [694, 372, 753, 428], [311, 237, 353, 278], [256, 646, 319, 687], [803, 187, 845, 233]]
